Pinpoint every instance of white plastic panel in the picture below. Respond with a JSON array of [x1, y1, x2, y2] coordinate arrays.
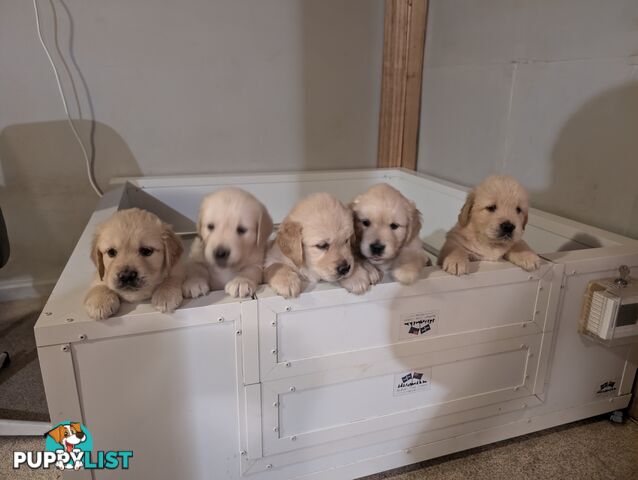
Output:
[[72, 322, 241, 480], [257, 334, 542, 457], [254, 263, 560, 381]]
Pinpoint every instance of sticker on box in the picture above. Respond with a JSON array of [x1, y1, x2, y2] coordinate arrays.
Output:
[[397, 311, 438, 340], [393, 367, 432, 396]]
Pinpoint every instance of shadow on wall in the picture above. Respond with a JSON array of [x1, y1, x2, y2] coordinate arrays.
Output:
[[0, 120, 141, 290], [535, 81, 638, 240], [300, 0, 383, 171]]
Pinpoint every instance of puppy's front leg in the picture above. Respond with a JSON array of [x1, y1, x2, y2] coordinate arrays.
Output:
[[85, 285, 121, 320], [439, 245, 471, 276], [182, 261, 211, 298], [226, 264, 261, 298], [339, 262, 371, 295], [152, 267, 185, 313], [505, 240, 540, 272], [392, 249, 426, 285], [361, 260, 383, 285], [265, 263, 302, 298]]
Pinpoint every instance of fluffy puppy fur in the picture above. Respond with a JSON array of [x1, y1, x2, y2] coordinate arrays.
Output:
[[264, 193, 374, 298], [351, 183, 430, 285], [183, 187, 273, 298], [438, 175, 540, 275], [85, 208, 184, 320]]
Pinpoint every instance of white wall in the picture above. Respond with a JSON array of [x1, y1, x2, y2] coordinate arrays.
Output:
[[418, 0, 638, 240], [0, 0, 384, 294]]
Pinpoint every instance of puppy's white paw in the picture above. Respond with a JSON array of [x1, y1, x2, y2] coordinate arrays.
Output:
[[74, 461, 83, 471], [225, 276, 257, 298], [392, 265, 421, 285], [152, 285, 183, 313], [339, 266, 371, 295], [182, 277, 210, 298], [441, 255, 470, 276], [508, 250, 541, 272], [56, 460, 65, 470], [362, 262, 383, 285], [270, 271, 302, 298], [85, 290, 120, 320]]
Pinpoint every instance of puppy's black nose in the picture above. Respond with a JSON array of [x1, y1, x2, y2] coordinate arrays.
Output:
[[76, 431, 85, 440], [214, 247, 230, 260], [117, 268, 138, 285], [500, 221, 515, 235], [337, 262, 351, 277], [370, 241, 385, 256]]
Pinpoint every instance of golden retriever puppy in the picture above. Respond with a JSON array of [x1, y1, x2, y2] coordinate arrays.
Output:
[[264, 193, 373, 298], [183, 187, 273, 298], [351, 183, 430, 285], [438, 175, 540, 275], [84, 208, 184, 320]]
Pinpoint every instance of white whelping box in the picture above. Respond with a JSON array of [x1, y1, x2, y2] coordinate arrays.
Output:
[[34, 169, 638, 480]]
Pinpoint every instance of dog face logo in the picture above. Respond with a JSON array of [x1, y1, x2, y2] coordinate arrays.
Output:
[[46, 423, 86, 452], [44, 422, 91, 470]]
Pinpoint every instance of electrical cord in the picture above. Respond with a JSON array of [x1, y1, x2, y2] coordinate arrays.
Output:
[[32, 0, 103, 197]]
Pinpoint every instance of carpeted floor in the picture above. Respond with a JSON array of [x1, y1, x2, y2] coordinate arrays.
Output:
[[0, 297, 637, 480]]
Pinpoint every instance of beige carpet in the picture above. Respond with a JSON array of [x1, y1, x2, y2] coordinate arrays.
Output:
[[0, 298, 637, 479]]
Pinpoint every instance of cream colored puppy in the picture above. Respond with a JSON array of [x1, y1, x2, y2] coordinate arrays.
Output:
[[438, 175, 540, 275], [264, 193, 373, 298], [351, 183, 430, 285], [84, 208, 184, 320], [183, 187, 273, 298]]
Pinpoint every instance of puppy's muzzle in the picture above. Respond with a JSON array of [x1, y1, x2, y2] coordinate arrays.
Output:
[[117, 267, 140, 289], [214, 246, 231, 266], [369, 241, 385, 257], [336, 261, 351, 278], [75, 431, 85, 440], [499, 221, 515, 239]]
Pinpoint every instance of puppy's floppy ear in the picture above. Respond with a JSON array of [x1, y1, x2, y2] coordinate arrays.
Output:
[[277, 219, 303, 267], [90, 231, 105, 281], [256, 206, 274, 248], [349, 203, 363, 242], [162, 224, 183, 270], [405, 201, 423, 242], [71, 423, 82, 434], [458, 190, 475, 227], [46, 426, 65, 444]]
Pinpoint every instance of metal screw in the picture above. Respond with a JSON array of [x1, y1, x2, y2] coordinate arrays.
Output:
[[61, 345, 69, 352], [291, 436, 297, 441], [539, 286, 544, 291], [528, 275, 533, 280], [405, 448, 411, 454], [44, 312, 52, 316], [271, 321, 277, 326], [236, 330, 242, 336], [535, 310, 540, 315], [522, 323, 527, 328], [525, 374, 530, 379], [273, 401, 279, 407], [271, 349, 277, 355], [65, 317, 74, 322], [529, 352, 534, 358], [522, 403, 528, 408], [79, 334, 87, 341], [285, 362, 291, 368], [266, 464, 273, 470], [217, 316, 224, 323], [520, 344, 527, 349], [514, 386, 520, 391], [273, 426, 278, 432], [289, 386, 296, 392], [240, 450, 246, 456], [285, 305, 292, 312]]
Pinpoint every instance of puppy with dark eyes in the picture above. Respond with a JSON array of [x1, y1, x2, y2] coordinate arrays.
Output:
[[351, 183, 430, 285], [183, 187, 273, 298], [438, 175, 540, 275], [84, 208, 184, 320], [264, 192, 373, 298]]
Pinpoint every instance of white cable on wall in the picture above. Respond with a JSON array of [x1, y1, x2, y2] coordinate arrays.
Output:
[[32, 0, 103, 197]]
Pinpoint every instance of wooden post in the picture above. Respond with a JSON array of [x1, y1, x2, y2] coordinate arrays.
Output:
[[378, 0, 428, 170]]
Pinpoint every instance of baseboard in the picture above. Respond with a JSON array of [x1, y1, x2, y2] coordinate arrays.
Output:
[[0, 276, 56, 302]]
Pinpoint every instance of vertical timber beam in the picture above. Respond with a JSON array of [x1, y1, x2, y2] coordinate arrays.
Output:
[[378, 0, 428, 170]]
